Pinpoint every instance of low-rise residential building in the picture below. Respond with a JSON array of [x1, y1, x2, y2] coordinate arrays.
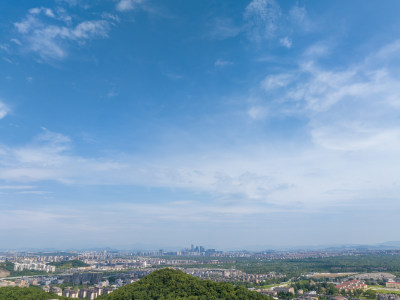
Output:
[[386, 282, 400, 289], [336, 280, 367, 292], [274, 287, 295, 295], [328, 297, 348, 300], [260, 289, 278, 297], [63, 287, 79, 298], [50, 286, 62, 296]]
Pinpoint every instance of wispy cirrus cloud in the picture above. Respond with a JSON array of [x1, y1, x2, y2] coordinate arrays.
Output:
[[247, 106, 268, 120], [0, 128, 289, 201], [244, 0, 282, 41], [13, 6, 113, 61], [243, 0, 312, 46], [214, 59, 233, 67], [208, 17, 243, 40], [0, 102, 9, 119], [1, 121, 400, 214], [116, 0, 143, 12], [28, 7, 56, 18], [0, 185, 36, 190], [55, 0, 79, 6], [257, 39, 400, 154], [279, 36, 292, 48]]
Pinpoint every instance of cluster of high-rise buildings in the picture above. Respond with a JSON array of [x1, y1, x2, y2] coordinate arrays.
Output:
[[13, 261, 55, 273], [178, 244, 219, 256]]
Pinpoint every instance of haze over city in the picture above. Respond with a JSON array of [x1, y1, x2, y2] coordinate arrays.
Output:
[[1, 0, 400, 250]]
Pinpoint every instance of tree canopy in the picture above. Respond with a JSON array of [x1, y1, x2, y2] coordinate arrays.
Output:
[[98, 268, 270, 300], [0, 286, 65, 300]]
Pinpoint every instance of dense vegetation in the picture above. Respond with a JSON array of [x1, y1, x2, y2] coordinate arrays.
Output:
[[0, 261, 16, 274], [0, 287, 65, 300], [49, 259, 89, 269], [98, 268, 269, 300]]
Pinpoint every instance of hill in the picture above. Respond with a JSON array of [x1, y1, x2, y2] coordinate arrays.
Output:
[[0, 286, 65, 300], [97, 268, 269, 300]]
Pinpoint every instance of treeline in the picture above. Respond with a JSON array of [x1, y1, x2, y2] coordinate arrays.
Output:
[[160, 254, 400, 276], [0, 286, 66, 300], [215, 254, 400, 276], [97, 268, 270, 300]]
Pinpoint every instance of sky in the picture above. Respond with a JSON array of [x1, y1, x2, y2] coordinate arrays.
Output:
[[0, 0, 400, 250]]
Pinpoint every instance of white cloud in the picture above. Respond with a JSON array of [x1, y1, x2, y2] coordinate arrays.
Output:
[[13, 7, 112, 61], [0, 44, 9, 52], [16, 190, 52, 195], [116, 0, 142, 12], [0, 102, 9, 119], [288, 4, 312, 31], [243, 1, 312, 46], [214, 59, 233, 67], [1, 42, 400, 218], [374, 40, 400, 60], [311, 126, 400, 152], [55, 0, 79, 6], [208, 18, 243, 40], [29, 7, 56, 18], [1, 119, 400, 242], [106, 90, 118, 98], [244, 0, 281, 41], [3, 57, 13, 64], [10, 38, 22, 46], [70, 20, 110, 39], [247, 106, 268, 120], [279, 36, 292, 48], [261, 73, 293, 90], [0, 126, 390, 209], [166, 73, 183, 80], [0, 185, 36, 190], [303, 40, 333, 58], [260, 40, 400, 154]]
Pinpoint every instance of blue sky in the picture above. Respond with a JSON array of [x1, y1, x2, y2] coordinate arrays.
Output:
[[1, 0, 400, 250]]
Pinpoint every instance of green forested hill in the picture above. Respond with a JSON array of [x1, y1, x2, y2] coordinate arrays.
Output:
[[0, 286, 65, 300], [98, 268, 269, 300], [48, 259, 89, 269]]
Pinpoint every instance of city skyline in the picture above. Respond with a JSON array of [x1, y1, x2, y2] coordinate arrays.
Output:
[[0, 0, 400, 249]]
